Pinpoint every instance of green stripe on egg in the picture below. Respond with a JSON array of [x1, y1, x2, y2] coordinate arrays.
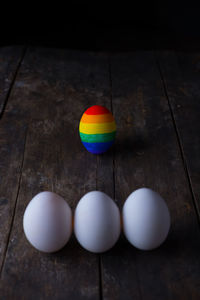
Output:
[[80, 131, 116, 143]]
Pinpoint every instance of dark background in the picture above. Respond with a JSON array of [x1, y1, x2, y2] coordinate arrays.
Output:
[[1, 1, 200, 51]]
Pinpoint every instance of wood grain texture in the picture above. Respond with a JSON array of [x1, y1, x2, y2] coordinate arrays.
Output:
[[0, 110, 27, 270], [0, 47, 24, 116], [157, 51, 200, 218], [0, 48, 200, 300], [100, 52, 200, 300], [0, 47, 26, 270], [0, 48, 111, 300]]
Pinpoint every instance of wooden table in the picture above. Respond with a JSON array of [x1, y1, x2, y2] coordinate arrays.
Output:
[[0, 47, 200, 300]]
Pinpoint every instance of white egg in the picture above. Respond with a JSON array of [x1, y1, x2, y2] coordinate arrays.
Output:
[[122, 188, 171, 250], [23, 191, 72, 253], [74, 191, 121, 253]]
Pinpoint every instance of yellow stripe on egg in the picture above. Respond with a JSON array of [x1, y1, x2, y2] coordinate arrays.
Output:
[[79, 121, 116, 134]]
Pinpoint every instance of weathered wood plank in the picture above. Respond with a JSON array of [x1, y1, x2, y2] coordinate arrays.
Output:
[[0, 47, 26, 270], [0, 48, 111, 299], [1, 48, 200, 300], [101, 52, 200, 300], [157, 51, 200, 218], [0, 47, 24, 116], [96, 60, 141, 300]]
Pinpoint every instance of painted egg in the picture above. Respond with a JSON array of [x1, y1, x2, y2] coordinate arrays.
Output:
[[79, 105, 116, 154]]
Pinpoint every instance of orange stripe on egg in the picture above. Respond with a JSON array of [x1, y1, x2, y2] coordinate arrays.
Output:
[[81, 113, 114, 124]]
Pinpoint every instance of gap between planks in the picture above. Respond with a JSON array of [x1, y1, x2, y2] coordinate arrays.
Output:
[[96, 55, 115, 300], [0, 47, 27, 120], [108, 55, 116, 202]]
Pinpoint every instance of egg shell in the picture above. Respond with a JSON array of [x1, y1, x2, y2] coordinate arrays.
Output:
[[122, 188, 171, 250], [74, 191, 121, 253], [79, 105, 116, 154], [23, 191, 72, 253]]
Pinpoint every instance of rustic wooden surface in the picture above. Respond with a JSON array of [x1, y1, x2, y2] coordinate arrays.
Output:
[[0, 47, 200, 299]]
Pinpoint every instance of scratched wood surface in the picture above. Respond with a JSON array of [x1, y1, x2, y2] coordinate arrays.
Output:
[[0, 47, 200, 300]]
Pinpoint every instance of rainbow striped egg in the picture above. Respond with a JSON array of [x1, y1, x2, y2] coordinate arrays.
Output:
[[79, 105, 116, 154]]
